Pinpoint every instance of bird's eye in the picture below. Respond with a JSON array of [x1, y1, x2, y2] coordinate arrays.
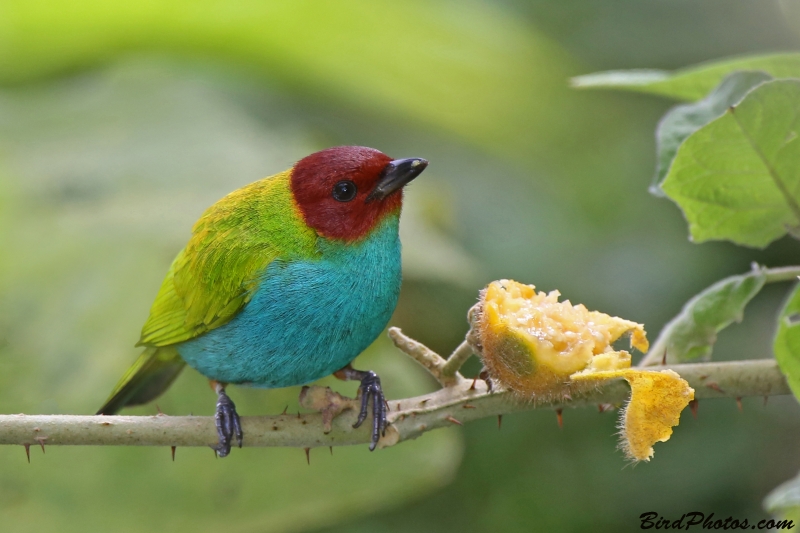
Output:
[[332, 180, 357, 202]]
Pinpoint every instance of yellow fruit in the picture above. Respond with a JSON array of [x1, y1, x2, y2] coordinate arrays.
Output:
[[470, 279, 693, 462], [571, 369, 694, 462], [472, 279, 649, 400]]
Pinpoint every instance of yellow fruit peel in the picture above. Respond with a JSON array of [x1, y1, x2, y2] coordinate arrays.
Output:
[[473, 279, 693, 462], [571, 369, 695, 462], [477, 279, 648, 400]]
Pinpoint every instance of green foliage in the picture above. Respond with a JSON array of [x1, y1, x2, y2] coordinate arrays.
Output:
[[658, 267, 767, 364], [653, 71, 772, 193], [572, 52, 800, 101], [0, 0, 575, 163], [580, 51, 800, 389], [661, 80, 800, 248], [774, 283, 800, 400], [764, 470, 800, 525], [579, 49, 800, 517]]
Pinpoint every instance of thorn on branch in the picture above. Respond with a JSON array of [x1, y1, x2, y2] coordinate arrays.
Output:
[[171, 446, 176, 461], [304, 447, 310, 465], [497, 415, 502, 430], [555, 409, 563, 429], [445, 416, 462, 426], [23, 444, 30, 463], [689, 399, 699, 419], [736, 397, 743, 412], [479, 369, 493, 392]]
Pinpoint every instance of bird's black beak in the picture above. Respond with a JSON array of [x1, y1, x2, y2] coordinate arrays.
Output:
[[366, 157, 428, 203]]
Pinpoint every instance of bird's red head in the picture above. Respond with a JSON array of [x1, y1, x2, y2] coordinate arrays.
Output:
[[291, 146, 428, 241]]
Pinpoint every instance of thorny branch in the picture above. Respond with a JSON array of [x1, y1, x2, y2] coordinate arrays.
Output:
[[0, 328, 791, 452]]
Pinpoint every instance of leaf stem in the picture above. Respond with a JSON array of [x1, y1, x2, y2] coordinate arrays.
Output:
[[763, 265, 800, 283]]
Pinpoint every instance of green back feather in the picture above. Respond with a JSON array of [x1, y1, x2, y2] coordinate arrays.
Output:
[[138, 170, 318, 347]]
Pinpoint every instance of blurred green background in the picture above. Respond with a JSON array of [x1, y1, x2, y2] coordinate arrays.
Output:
[[2, 1, 800, 531]]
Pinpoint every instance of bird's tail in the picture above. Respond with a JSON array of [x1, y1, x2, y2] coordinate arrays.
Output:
[[96, 346, 186, 415]]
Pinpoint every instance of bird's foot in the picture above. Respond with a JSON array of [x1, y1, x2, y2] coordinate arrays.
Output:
[[333, 366, 389, 451], [354, 371, 388, 451], [213, 384, 242, 457]]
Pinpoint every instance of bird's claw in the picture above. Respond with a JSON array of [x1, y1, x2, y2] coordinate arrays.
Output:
[[214, 389, 242, 457], [352, 371, 387, 451]]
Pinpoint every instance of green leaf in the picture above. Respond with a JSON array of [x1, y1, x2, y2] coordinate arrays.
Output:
[[572, 52, 800, 101], [652, 71, 773, 195], [764, 470, 800, 525], [661, 79, 800, 248], [658, 267, 767, 364], [774, 282, 800, 401]]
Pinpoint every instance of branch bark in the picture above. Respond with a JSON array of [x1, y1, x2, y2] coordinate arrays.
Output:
[[0, 359, 789, 450]]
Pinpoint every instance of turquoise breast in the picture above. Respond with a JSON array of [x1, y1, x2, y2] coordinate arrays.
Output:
[[176, 216, 402, 388]]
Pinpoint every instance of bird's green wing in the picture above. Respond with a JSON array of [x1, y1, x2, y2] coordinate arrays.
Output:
[[96, 346, 185, 414], [137, 170, 317, 347]]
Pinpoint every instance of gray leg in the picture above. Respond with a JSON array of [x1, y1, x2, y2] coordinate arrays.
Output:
[[212, 381, 243, 457], [334, 365, 387, 451]]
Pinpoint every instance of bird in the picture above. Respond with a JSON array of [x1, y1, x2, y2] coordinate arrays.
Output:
[[96, 146, 428, 456]]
